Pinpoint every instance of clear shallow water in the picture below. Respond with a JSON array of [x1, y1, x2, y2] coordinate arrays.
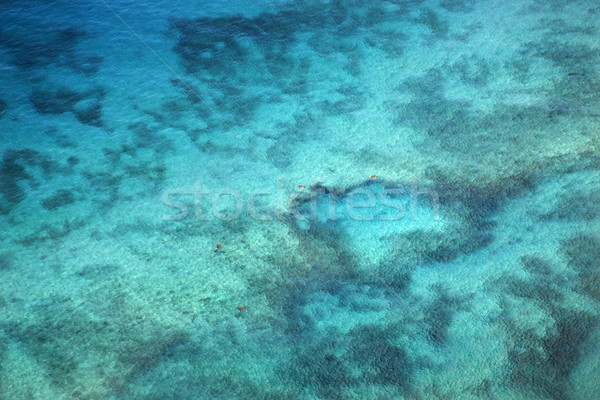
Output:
[[1, 0, 599, 398]]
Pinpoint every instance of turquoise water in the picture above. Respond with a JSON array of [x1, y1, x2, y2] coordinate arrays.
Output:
[[1, 0, 599, 398]]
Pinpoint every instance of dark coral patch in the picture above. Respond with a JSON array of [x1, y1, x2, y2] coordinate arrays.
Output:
[[424, 288, 467, 345], [349, 326, 412, 388], [562, 234, 600, 301], [1, 149, 42, 205], [391, 223, 494, 267], [41, 189, 75, 210], [507, 308, 599, 399], [0, 26, 83, 70], [0, 21, 103, 74], [0, 149, 61, 212], [504, 248, 599, 400], [30, 87, 84, 114], [543, 310, 599, 380], [293, 324, 412, 399], [74, 101, 102, 127], [170, 1, 411, 128], [440, 0, 477, 13], [413, 8, 449, 38], [542, 189, 600, 221], [520, 255, 552, 276], [295, 336, 354, 397], [448, 54, 493, 88], [30, 86, 104, 127]]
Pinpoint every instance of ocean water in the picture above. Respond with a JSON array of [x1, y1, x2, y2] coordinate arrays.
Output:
[[1, 0, 599, 398]]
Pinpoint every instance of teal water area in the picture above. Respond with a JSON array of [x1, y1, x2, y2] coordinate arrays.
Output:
[[1, 0, 599, 398]]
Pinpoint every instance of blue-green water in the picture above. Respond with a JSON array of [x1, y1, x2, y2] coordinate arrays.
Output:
[[1, 0, 599, 398]]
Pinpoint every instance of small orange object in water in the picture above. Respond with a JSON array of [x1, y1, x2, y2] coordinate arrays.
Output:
[[298, 185, 306, 188], [370, 175, 377, 178], [216, 244, 221, 249], [237, 306, 245, 311]]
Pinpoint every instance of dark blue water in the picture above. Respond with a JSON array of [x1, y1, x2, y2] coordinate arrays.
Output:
[[1, 0, 599, 398]]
